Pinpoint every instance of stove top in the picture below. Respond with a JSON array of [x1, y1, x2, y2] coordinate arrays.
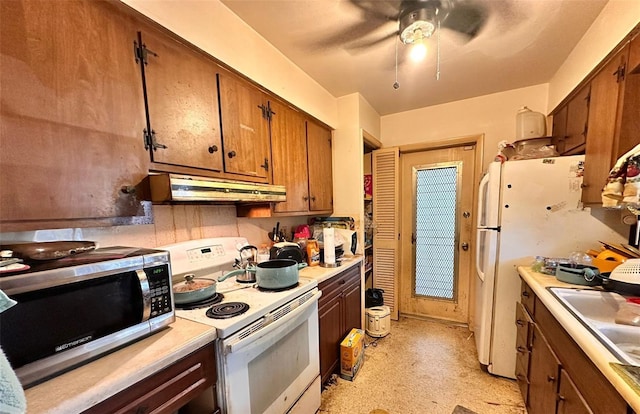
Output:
[[206, 302, 250, 319], [159, 237, 318, 339]]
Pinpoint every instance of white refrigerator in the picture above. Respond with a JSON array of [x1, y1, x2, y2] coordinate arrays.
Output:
[[474, 155, 624, 379]]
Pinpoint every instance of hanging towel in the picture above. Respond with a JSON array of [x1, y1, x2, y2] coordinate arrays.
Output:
[[602, 143, 640, 207], [0, 290, 26, 414]]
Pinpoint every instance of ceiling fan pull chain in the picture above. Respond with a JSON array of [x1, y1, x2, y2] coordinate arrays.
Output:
[[436, 18, 441, 81], [393, 37, 400, 90]]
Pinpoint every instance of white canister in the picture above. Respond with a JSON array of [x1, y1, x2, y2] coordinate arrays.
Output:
[[365, 306, 391, 338], [516, 106, 546, 140], [323, 227, 336, 265]]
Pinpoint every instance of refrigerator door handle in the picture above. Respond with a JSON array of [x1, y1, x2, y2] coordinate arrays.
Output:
[[476, 228, 487, 282], [477, 172, 490, 228]]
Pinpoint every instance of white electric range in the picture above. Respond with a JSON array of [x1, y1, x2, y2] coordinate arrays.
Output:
[[160, 237, 321, 414]]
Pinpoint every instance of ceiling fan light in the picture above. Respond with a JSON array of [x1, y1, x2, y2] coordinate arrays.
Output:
[[400, 21, 435, 44], [410, 41, 427, 61]]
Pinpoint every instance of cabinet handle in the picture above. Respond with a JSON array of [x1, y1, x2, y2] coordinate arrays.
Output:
[[581, 183, 589, 188], [311, 196, 316, 202], [228, 150, 237, 158], [547, 375, 556, 383], [260, 158, 269, 171], [557, 394, 566, 402], [303, 196, 309, 201], [208, 145, 218, 154], [516, 319, 525, 327], [338, 279, 346, 285], [516, 374, 527, 382], [522, 291, 529, 298], [516, 346, 527, 353]]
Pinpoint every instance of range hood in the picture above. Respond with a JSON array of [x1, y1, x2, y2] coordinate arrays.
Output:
[[149, 173, 286, 203]]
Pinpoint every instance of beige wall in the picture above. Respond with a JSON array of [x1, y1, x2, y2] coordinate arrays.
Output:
[[122, 0, 338, 127], [380, 84, 549, 169], [548, 0, 640, 111]]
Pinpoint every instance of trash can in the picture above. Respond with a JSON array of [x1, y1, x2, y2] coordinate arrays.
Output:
[[365, 306, 390, 337]]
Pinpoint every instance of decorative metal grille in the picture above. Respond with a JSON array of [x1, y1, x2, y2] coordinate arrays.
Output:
[[414, 165, 458, 300]]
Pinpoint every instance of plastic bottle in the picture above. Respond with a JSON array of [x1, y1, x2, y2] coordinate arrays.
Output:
[[306, 239, 320, 266]]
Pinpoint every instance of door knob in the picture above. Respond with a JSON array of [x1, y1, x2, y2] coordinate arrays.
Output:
[[463, 211, 470, 218], [228, 150, 236, 158], [208, 145, 218, 154], [461, 242, 469, 251]]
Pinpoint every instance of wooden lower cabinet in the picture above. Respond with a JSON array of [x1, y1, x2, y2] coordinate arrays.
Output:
[[318, 264, 362, 385], [516, 279, 630, 414], [557, 369, 593, 414], [84, 345, 219, 414], [528, 324, 561, 414]]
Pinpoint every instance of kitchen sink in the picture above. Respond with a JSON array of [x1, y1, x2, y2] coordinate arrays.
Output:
[[548, 287, 640, 366]]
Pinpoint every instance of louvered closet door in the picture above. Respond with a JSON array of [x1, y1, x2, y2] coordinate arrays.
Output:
[[372, 147, 400, 320]]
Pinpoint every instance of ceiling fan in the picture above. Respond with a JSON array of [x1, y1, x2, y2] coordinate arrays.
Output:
[[331, 0, 489, 88]]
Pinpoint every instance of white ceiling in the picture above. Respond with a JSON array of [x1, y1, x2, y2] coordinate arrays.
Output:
[[220, 0, 608, 115]]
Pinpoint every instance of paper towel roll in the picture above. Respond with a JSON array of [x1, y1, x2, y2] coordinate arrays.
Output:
[[323, 227, 336, 265]]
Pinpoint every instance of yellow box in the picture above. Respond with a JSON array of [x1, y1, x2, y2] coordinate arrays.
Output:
[[340, 328, 365, 381]]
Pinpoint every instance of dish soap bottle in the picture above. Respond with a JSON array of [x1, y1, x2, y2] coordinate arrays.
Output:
[[306, 239, 320, 266]]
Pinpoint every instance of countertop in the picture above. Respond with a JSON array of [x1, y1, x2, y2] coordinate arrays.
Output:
[[518, 266, 640, 412], [299, 255, 363, 283], [24, 318, 217, 414], [22, 257, 363, 413]]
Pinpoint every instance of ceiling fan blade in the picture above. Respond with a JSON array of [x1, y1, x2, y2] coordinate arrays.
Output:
[[348, 0, 403, 22], [346, 31, 399, 52], [440, 0, 488, 39], [312, 20, 393, 49]]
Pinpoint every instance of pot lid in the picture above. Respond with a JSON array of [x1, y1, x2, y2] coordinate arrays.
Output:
[[173, 274, 216, 293]]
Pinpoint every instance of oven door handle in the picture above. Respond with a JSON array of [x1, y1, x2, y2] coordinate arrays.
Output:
[[136, 269, 152, 322], [227, 290, 322, 354]]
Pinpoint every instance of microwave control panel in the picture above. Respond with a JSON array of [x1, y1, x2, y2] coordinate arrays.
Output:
[[146, 264, 172, 317]]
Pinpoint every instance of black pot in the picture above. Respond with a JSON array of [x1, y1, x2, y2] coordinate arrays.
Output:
[[598, 272, 640, 296]]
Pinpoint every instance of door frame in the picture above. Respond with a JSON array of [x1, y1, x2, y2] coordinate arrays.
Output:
[[398, 134, 484, 326]]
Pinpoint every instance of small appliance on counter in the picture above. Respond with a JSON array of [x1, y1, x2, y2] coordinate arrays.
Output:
[[269, 241, 304, 263], [0, 246, 174, 388]]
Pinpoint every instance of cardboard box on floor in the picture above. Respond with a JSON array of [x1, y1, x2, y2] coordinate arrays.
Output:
[[340, 328, 364, 381]]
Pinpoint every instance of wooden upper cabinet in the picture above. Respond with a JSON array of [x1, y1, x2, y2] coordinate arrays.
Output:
[[139, 26, 223, 172], [551, 105, 568, 154], [563, 84, 590, 154], [582, 45, 629, 204], [0, 0, 148, 229], [306, 121, 333, 213], [615, 35, 640, 161], [218, 71, 271, 181], [270, 100, 309, 213]]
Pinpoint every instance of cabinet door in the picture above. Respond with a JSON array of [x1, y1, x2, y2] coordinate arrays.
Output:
[[551, 105, 568, 154], [557, 369, 593, 414], [616, 36, 640, 160], [0, 0, 148, 228], [515, 302, 533, 404], [528, 325, 561, 414], [318, 298, 342, 385], [582, 45, 629, 204], [306, 121, 333, 213], [343, 275, 362, 334], [140, 26, 223, 172], [218, 72, 270, 181], [270, 100, 309, 213], [563, 84, 590, 153]]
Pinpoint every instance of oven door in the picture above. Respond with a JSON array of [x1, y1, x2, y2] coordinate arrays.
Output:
[[218, 290, 321, 414]]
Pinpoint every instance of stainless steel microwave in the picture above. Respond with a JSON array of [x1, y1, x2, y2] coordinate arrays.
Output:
[[0, 247, 175, 388]]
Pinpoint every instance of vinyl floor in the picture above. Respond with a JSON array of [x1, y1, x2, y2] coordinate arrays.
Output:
[[319, 316, 526, 414]]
